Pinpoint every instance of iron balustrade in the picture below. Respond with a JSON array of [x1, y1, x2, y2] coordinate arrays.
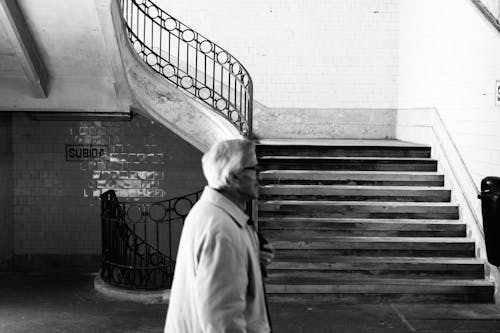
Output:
[[119, 0, 254, 137], [100, 189, 202, 290]]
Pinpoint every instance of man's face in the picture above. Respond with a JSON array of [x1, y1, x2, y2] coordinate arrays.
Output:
[[235, 150, 260, 200]]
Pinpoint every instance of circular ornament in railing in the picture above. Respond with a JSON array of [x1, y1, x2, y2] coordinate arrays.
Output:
[[162, 64, 176, 78], [231, 63, 242, 75], [180, 76, 194, 89], [241, 74, 249, 87], [146, 53, 157, 66], [216, 51, 229, 64], [173, 197, 193, 217], [148, 203, 167, 222], [216, 98, 227, 111], [112, 267, 124, 285], [136, 242, 147, 256], [182, 29, 195, 42], [126, 204, 144, 223], [133, 40, 143, 53], [147, 5, 159, 19], [229, 110, 241, 122], [163, 17, 177, 31], [198, 87, 211, 100], [199, 40, 213, 54]]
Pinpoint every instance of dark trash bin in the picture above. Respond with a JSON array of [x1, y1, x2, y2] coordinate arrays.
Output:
[[478, 176, 500, 266]]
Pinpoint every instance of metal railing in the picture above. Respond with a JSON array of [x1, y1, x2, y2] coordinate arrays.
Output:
[[119, 0, 254, 137], [100, 189, 201, 290]]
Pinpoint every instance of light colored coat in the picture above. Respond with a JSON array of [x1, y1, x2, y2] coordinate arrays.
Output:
[[164, 187, 271, 333]]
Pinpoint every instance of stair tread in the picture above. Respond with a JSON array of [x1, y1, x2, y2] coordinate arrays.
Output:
[[272, 236, 473, 243], [260, 200, 457, 206], [260, 185, 449, 190], [257, 139, 428, 147], [266, 278, 494, 287], [260, 156, 436, 161], [258, 217, 462, 224], [269, 257, 484, 266], [261, 170, 441, 175]]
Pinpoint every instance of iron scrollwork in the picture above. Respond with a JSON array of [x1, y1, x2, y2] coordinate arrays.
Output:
[[100, 189, 202, 290], [119, 0, 254, 137]]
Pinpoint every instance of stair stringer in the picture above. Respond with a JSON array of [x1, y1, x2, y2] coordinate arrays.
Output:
[[109, 0, 241, 152], [396, 107, 500, 302]]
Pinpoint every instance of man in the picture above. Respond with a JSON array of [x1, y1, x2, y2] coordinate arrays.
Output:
[[164, 139, 273, 333]]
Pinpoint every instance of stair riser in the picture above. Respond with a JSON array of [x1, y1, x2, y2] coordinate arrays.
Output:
[[267, 292, 494, 304], [274, 249, 475, 258], [267, 269, 485, 280], [259, 160, 437, 172], [260, 203, 459, 220], [256, 146, 431, 158], [260, 194, 451, 202], [260, 209, 459, 220], [261, 179, 444, 186], [260, 221, 465, 231], [262, 229, 466, 238]]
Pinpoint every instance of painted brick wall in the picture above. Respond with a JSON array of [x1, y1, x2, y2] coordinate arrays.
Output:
[[0, 113, 13, 267], [398, 0, 500, 186], [156, 0, 400, 109], [12, 113, 205, 263]]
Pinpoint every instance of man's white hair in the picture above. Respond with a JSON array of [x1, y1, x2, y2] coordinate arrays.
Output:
[[202, 139, 255, 189]]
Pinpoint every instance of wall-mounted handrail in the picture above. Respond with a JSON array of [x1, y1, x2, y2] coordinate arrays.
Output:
[[471, 0, 500, 33], [119, 0, 254, 137], [100, 189, 201, 290]]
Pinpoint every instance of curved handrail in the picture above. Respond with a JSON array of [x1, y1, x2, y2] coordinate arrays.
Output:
[[119, 0, 253, 137], [100, 189, 202, 290]]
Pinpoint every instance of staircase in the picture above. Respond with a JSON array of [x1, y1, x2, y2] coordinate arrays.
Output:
[[257, 139, 495, 303]]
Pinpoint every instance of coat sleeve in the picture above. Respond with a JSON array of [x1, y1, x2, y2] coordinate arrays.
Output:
[[194, 231, 248, 333]]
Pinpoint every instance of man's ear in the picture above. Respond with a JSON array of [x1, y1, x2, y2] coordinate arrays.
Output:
[[226, 170, 240, 186]]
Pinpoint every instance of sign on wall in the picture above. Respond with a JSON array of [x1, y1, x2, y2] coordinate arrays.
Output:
[[66, 145, 108, 161], [496, 81, 500, 106]]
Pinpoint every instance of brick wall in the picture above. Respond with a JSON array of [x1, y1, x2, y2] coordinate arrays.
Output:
[[156, 0, 400, 109], [11, 112, 205, 269], [0, 113, 13, 268], [398, 0, 500, 186]]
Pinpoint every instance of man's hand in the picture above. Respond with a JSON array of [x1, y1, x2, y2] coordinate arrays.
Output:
[[259, 242, 275, 267]]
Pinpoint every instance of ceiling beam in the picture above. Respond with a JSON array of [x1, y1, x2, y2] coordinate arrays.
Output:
[[0, 0, 48, 98]]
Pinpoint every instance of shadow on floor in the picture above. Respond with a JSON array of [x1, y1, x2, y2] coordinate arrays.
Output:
[[0, 273, 499, 333]]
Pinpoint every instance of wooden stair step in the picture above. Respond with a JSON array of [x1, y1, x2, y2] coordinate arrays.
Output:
[[259, 217, 465, 237], [260, 170, 444, 186], [269, 256, 484, 268], [265, 278, 495, 304], [259, 200, 459, 219], [258, 156, 437, 171], [271, 237, 475, 249], [271, 237, 475, 258], [260, 185, 451, 202], [256, 143, 431, 158], [267, 257, 485, 280], [261, 227, 464, 238]]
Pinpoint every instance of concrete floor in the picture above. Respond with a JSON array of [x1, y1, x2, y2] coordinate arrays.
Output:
[[1, 273, 500, 333]]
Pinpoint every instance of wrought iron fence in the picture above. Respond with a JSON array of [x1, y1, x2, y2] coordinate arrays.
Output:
[[100, 189, 202, 290], [119, 0, 254, 137]]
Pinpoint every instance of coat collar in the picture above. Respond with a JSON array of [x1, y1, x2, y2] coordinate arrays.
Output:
[[200, 186, 249, 228]]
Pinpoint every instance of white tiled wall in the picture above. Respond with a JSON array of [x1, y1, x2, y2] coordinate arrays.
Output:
[[398, 0, 500, 186], [156, 0, 400, 108]]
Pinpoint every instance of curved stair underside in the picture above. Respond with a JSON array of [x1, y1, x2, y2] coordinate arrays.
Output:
[[109, 0, 241, 152]]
